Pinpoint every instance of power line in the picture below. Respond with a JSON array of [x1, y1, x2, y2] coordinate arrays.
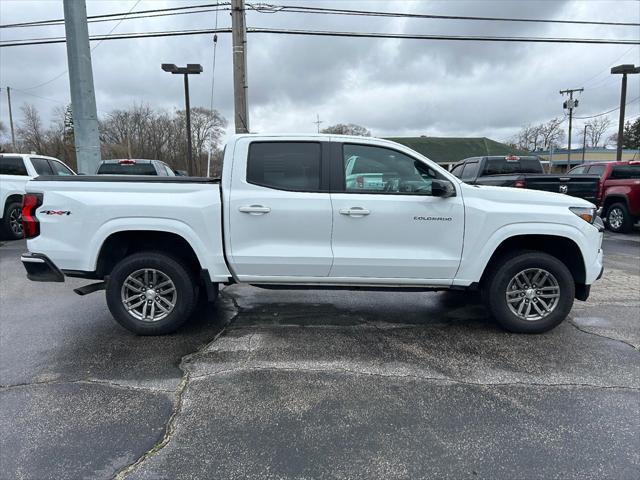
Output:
[[0, 3, 231, 29], [2, 27, 638, 48], [19, 0, 142, 91], [249, 2, 640, 27], [1, 1, 635, 30], [581, 45, 639, 88], [574, 96, 640, 119]]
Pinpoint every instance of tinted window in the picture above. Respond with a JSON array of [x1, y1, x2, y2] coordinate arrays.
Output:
[[96, 162, 157, 175], [483, 158, 543, 175], [0, 156, 28, 176], [569, 166, 588, 175], [451, 164, 464, 178], [586, 165, 605, 176], [31, 157, 53, 175], [610, 165, 640, 179], [49, 160, 74, 176], [343, 144, 438, 195], [247, 142, 321, 191], [461, 162, 479, 181]]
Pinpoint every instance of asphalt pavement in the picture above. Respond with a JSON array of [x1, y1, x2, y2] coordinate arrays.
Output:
[[1, 231, 638, 479]]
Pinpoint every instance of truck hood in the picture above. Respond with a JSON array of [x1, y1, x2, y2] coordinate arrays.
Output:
[[464, 183, 595, 208]]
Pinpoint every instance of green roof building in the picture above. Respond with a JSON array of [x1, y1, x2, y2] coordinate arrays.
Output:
[[385, 136, 530, 168]]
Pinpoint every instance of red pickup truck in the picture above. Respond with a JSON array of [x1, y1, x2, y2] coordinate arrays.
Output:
[[568, 161, 640, 233]]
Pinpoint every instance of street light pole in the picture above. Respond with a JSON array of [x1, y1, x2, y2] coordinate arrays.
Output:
[[611, 64, 640, 162], [162, 63, 203, 175]]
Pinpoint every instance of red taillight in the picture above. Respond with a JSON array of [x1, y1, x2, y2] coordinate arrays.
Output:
[[118, 159, 136, 164], [514, 179, 526, 188], [506, 155, 520, 162], [22, 193, 43, 239]]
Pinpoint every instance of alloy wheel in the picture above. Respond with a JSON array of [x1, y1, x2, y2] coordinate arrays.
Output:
[[505, 268, 560, 321], [121, 268, 177, 322]]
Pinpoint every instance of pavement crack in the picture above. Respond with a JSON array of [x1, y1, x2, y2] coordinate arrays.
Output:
[[568, 319, 639, 351], [0, 378, 172, 394], [112, 290, 240, 480], [189, 364, 640, 392]]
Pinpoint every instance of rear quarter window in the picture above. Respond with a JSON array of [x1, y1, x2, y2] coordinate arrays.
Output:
[[0, 156, 28, 176]]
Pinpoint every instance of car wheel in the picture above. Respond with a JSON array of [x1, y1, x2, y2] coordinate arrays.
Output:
[[606, 202, 633, 233], [106, 251, 198, 335], [2, 201, 23, 240], [483, 251, 574, 333]]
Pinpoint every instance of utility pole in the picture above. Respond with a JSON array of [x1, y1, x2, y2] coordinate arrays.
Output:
[[231, 0, 249, 133], [581, 124, 588, 164], [6, 87, 16, 150], [63, 0, 101, 174], [611, 64, 640, 162], [560, 87, 583, 172], [313, 114, 323, 133]]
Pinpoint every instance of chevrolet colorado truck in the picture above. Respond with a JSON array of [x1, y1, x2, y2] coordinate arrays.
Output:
[[451, 155, 600, 204], [20, 134, 604, 335]]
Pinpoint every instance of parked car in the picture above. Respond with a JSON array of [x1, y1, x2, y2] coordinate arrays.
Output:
[[568, 160, 640, 233], [96, 159, 176, 176], [0, 153, 75, 239], [20, 135, 603, 336], [451, 155, 600, 203]]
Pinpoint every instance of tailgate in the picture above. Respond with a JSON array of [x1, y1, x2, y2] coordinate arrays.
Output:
[[525, 175, 600, 204]]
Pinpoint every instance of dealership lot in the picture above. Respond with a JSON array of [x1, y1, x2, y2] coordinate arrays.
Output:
[[1, 232, 638, 480]]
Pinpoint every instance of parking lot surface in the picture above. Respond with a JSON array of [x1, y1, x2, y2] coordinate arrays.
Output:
[[1, 232, 639, 479]]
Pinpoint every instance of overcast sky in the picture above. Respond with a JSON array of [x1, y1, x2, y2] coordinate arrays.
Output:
[[1, 0, 639, 145]]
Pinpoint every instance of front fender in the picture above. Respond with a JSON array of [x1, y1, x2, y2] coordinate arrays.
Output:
[[453, 222, 592, 286]]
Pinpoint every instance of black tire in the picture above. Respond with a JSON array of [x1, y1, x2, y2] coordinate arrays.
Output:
[[482, 251, 574, 333], [605, 202, 633, 233], [106, 251, 198, 335], [2, 201, 23, 240]]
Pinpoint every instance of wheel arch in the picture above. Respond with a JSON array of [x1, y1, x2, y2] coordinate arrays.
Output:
[[3, 193, 23, 213], [479, 234, 586, 287], [602, 194, 629, 213]]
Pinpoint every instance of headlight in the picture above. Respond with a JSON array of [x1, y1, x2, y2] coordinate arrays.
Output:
[[569, 206, 597, 224]]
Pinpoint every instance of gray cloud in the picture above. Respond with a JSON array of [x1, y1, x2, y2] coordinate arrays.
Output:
[[1, 0, 638, 146]]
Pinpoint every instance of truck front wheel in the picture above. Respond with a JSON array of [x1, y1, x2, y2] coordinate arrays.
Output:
[[483, 251, 574, 333], [106, 251, 198, 335], [605, 202, 633, 233]]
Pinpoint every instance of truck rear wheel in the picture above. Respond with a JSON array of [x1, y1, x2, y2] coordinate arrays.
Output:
[[2, 201, 23, 240], [483, 251, 574, 333], [605, 202, 633, 233], [106, 251, 198, 335]]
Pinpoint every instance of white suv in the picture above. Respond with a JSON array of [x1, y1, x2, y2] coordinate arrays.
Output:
[[0, 153, 75, 239]]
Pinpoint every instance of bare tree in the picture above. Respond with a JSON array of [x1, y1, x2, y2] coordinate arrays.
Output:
[[539, 117, 565, 150], [16, 104, 46, 153], [321, 123, 371, 136], [582, 116, 612, 147], [512, 118, 565, 151]]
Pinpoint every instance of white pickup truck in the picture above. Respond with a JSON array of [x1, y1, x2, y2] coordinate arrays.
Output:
[[1, 153, 75, 239], [20, 134, 604, 335]]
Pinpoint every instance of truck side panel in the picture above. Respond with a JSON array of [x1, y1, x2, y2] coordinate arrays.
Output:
[[25, 180, 231, 281]]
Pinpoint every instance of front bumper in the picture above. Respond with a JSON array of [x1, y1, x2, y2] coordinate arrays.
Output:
[[21, 253, 64, 282]]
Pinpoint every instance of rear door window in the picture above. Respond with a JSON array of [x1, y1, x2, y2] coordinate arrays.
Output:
[[569, 166, 588, 175], [587, 165, 606, 176], [0, 156, 28, 175], [610, 165, 640, 179], [450, 164, 464, 178], [31, 157, 54, 175], [247, 142, 321, 191]]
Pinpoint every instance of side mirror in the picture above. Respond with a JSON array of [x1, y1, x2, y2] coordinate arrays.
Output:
[[431, 179, 456, 198]]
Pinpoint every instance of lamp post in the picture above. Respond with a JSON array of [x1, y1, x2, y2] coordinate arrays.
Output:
[[162, 63, 203, 175], [611, 64, 640, 162]]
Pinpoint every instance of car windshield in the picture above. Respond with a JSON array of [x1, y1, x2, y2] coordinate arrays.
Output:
[[96, 163, 157, 175], [483, 158, 543, 175]]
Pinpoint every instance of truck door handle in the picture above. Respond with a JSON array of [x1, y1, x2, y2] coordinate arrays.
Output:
[[239, 205, 271, 215], [339, 207, 370, 216]]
